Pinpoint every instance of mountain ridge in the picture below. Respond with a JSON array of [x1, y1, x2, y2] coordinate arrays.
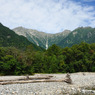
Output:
[[13, 26, 95, 49], [58, 27, 95, 47], [13, 27, 71, 49], [1, 23, 95, 49]]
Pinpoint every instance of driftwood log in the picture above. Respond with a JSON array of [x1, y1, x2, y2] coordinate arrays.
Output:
[[0, 76, 52, 82], [0, 79, 65, 85], [0, 74, 72, 85]]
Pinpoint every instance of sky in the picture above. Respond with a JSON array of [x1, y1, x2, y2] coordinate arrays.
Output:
[[0, 0, 95, 33]]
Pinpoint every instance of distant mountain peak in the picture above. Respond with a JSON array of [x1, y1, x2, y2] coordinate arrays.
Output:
[[13, 26, 95, 49], [13, 27, 71, 49]]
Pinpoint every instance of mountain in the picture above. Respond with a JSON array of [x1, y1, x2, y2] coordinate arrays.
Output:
[[13, 26, 95, 49], [58, 27, 95, 47], [0, 23, 44, 51], [13, 27, 70, 49]]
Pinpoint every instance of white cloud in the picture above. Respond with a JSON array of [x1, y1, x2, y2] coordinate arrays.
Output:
[[0, 0, 95, 33]]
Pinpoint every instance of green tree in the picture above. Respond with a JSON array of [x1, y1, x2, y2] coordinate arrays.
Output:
[[46, 44, 61, 56]]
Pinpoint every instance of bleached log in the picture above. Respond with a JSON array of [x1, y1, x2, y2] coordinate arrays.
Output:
[[0, 79, 65, 85], [0, 76, 52, 82]]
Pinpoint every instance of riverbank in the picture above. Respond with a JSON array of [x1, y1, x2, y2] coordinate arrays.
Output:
[[0, 72, 95, 95]]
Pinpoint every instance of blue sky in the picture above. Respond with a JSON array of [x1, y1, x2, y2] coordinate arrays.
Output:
[[0, 0, 95, 33]]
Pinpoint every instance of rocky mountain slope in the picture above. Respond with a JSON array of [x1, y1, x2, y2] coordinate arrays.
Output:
[[13, 26, 95, 49], [13, 27, 70, 49]]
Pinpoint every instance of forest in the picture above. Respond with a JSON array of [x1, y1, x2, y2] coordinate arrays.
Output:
[[0, 42, 95, 75]]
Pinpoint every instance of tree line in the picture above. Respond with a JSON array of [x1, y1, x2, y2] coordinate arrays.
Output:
[[0, 42, 95, 75]]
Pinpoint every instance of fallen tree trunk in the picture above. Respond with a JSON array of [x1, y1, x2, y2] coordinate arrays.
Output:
[[0, 74, 72, 85], [0, 79, 65, 85], [0, 76, 52, 82]]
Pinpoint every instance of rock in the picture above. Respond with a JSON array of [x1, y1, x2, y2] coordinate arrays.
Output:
[[64, 73, 72, 84], [12, 92, 15, 94], [26, 75, 29, 80], [83, 72, 85, 76]]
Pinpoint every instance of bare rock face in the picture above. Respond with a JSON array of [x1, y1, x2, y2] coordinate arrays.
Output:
[[64, 73, 72, 84]]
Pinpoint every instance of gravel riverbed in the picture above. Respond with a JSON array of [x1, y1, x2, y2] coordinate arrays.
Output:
[[0, 72, 95, 95]]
